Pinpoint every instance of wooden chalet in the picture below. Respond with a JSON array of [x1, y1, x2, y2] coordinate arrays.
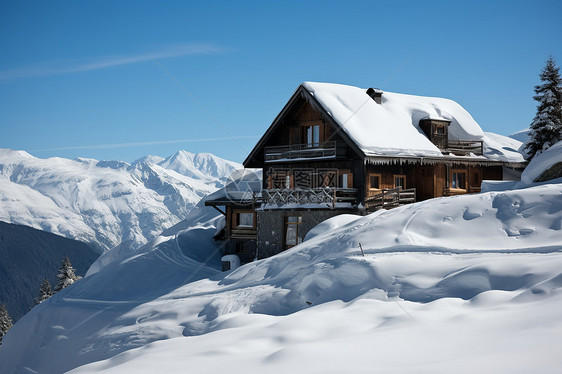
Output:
[[207, 82, 527, 263]]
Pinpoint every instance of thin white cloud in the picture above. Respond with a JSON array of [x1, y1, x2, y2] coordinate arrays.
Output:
[[0, 43, 227, 81], [31, 135, 258, 152]]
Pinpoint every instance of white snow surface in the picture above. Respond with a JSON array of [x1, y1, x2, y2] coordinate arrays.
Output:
[[303, 82, 525, 163], [482, 132, 526, 163], [0, 149, 241, 253], [521, 140, 562, 184], [303, 213, 363, 241], [2, 179, 562, 373]]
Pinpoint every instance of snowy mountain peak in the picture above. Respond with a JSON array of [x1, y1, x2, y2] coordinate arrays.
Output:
[[0, 148, 34, 160], [158, 150, 242, 181], [131, 154, 165, 166], [0, 149, 241, 253]]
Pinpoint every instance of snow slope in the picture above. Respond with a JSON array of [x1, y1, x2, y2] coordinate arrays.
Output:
[[1, 179, 562, 373], [0, 149, 241, 253]]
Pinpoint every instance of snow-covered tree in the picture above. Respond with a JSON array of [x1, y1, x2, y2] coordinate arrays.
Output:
[[0, 304, 13, 345], [54, 256, 80, 293], [35, 278, 53, 305], [525, 56, 562, 159]]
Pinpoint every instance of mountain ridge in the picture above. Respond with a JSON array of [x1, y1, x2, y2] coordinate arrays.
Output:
[[0, 148, 242, 253]]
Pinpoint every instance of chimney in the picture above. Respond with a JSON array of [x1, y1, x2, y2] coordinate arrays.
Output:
[[366, 87, 383, 104]]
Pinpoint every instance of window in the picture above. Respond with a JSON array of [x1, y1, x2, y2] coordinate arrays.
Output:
[[369, 173, 381, 190], [285, 216, 302, 249], [451, 171, 466, 190], [338, 171, 353, 189], [434, 125, 446, 135], [394, 175, 406, 189], [306, 125, 320, 147], [236, 212, 254, 228]]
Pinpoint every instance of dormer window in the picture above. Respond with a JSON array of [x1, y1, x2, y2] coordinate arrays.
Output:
[[419, 118, 451, 150]]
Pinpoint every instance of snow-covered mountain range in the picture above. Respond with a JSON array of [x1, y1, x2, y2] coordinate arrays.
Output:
[[1, 145, 561, 373], [0, 149, 241, 253]]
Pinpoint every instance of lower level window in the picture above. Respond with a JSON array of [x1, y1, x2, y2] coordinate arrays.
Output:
[[369, 173, 381, 190], [394, 175, 406, 189], [451, 171, 466, 190], [339, 172, 352, 188], [285, 216, 302, 249], [236, 212, 254, 228]]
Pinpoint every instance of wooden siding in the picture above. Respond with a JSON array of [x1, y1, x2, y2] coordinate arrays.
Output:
[[365, 163, 504, 202], [261, 99, 354, 159]]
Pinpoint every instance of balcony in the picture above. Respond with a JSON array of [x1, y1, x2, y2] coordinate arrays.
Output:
[[264, 141, 345, 162], [262, 187, 358, 207], [445, 140, 483, 156], [364, 187, 416, 212]]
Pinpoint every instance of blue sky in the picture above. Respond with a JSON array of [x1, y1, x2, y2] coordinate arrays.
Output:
[[1, 0, 561, 163]]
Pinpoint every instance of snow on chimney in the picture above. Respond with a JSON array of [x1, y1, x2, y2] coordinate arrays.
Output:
[[366, 88, 383, 104]]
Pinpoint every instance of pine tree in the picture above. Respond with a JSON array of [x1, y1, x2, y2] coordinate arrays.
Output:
[[525, 56, 562, 159], [54, 256, 79, 293], [35, 278, 53, 305], [0, 304, 13, 345]]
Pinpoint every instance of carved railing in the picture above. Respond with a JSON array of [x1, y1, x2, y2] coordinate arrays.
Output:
[[445, 140, 483, 156], [262, 187, 358, 206], [364, 187, 416, 211], [264, 141, 344, 162]]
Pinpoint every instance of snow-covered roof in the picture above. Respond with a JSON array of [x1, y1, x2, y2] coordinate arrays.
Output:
[[303, 82, 525, 163], [521, 140, 562, 183], [482, 132, 526, 163], [204, 169, 262, 204]]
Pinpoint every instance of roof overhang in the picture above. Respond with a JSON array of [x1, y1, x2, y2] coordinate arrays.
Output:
[[204, 198, 260, 207], [365, 155, 528, 168]]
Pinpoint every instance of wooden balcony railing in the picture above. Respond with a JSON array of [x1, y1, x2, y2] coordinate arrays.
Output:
[[364, 187, 416, 211], [264, 141, 345, 162], [445, 140, 483, 156], [231, 228, 258, 239], [443, 186, 481, 196], [262, 187, 358, 207]]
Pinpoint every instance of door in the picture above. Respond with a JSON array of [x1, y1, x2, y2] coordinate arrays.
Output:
[[419, 166, 435, 201]]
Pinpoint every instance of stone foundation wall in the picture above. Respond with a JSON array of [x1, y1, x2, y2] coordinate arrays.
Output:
[[257, 209, 356, 259]]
